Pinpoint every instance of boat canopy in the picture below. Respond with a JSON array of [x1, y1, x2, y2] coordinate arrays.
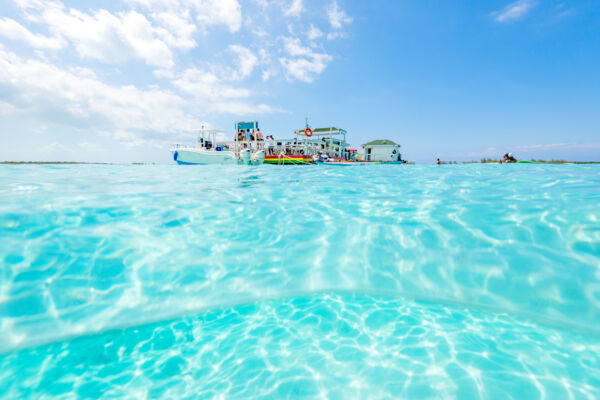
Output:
[[236, 121, 259, 131], [294, 127, 347, 136]]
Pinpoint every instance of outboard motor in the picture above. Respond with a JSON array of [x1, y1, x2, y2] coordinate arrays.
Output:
[[315, 152, 331, 162]]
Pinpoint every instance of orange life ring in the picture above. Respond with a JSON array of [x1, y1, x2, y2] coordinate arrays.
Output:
[[304, 127, 313, 137]]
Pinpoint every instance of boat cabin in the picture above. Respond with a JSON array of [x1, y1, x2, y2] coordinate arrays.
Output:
[[196, 128, 225, 150], [361, 139, 402, 162]]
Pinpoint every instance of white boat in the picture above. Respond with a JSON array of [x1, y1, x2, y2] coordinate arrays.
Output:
[[171, 125, 265, 165]]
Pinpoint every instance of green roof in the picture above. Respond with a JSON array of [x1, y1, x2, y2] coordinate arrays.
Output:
[[362, 139, 399, 146], [313, 127, 340, 132], [294, 126, 347, 135]]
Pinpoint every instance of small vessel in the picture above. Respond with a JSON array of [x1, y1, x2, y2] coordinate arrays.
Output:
[[171, 123, 265, 165], [263, 125, 353, 165]]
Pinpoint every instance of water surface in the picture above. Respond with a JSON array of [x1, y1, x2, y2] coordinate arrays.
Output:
[[1, 164, 599, 398]]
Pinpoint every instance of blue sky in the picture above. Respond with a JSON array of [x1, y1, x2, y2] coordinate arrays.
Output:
[[0, 0, 599, 163]]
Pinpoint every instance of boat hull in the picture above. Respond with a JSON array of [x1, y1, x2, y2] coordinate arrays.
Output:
[[171, 148, 264, 165]]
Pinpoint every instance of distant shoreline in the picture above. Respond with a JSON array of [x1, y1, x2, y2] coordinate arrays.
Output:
[[454, 159, 600, 165], [0, 161, 155, 165]]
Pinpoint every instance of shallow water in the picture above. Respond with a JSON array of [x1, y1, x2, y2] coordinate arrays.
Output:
[[1, 164, 599, 398], [2, 294, 599, 399]]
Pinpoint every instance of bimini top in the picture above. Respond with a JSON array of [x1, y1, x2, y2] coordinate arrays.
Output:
[[236, 121, 259, 131], [362, 139, 399, 146]]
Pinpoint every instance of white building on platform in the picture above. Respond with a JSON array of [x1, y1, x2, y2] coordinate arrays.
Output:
[[361, 139, 402, 162]]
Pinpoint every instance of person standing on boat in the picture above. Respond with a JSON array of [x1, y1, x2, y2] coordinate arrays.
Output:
[[245, 129, 251, 142], [268, 139, 274, 155], [255, 129, 263, 149]]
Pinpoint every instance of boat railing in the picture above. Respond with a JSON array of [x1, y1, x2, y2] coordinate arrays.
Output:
[[213, 136, 351, 158]]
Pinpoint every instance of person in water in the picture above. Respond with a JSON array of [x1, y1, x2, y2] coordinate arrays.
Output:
[[503, 153, 517, 163], [436, 158, 441, 165]]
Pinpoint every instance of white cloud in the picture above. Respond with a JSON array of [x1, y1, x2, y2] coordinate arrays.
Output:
[[0, 46, 200, 145], [10, 0, 243, 67], [194, 0, 242, 33], [13, 1, 175, 67], [170, 66, 273, 114], [492, 0, 537, 23], [0, 17, 65, 49], [282, 37, 314, 57], [98, 130, 166, 149], [51, 9, 173, 68], [279, 37, 332, 83], [284, 0, 303, 17], [152, 11, 197, 50], [127, 0, 242, 33], [208, 102, 273, 115], [255, 48, 275, 81], [279, 57, 330, 82], [326, 31, 347, 40], [252, 0, 269, 8], [172, 67, 251, 98], [251, 28, 268, 37], [306, 24, 323, 40], [328, 0, 352, 29], [39, 142, 74, 154], [0, 101, 21, 116], [554, 3, 574, 18], [229, 44, 259, 80]]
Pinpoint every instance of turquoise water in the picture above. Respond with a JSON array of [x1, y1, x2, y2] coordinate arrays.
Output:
[[1, 164, 599, 398]]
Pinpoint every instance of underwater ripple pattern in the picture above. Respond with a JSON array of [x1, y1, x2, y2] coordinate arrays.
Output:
[[0, 294, 599, 399], [0, 164, 599, 352]]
